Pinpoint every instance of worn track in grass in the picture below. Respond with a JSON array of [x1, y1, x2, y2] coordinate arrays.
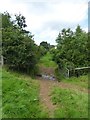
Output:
[[37, 77, 88, 118]]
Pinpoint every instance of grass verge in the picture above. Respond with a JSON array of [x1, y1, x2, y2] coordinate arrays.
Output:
[[2, 68, 48, 118], [62, 75, 88, 89], [50, 87, 88, 118]]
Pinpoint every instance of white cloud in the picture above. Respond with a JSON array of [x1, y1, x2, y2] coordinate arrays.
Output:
[[51, 3, 87, 23], [34, 29, 58, 45], [83, 27, 88, 32], [0, 0, 88, 45]]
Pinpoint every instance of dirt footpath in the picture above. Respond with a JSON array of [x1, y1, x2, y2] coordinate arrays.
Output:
[[39, 79, 56, 118]]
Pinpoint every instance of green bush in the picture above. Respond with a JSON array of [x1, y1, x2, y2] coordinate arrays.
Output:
[[53, 26, 88, 71], [2, 12, 39, 75], [55, 67, 65, 81]]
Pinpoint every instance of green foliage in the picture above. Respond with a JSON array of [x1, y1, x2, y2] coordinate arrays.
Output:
[[40, 41, 50, 51], [51, 87, 88, 118], [54, 25, 88, 70], [2, 12, 39, 74], [55, 67, 65, 81], [38, 46, 47, 57], [0, 68, 2, 119], [2, 68, 48, 118], [14, 13, 27, 29], [49, 47, 55, 53], [39, 52, 57, 68], [2, 12, 12, 28]]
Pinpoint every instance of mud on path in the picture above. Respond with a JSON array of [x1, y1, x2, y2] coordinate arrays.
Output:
[[37, 77, 88, 118]]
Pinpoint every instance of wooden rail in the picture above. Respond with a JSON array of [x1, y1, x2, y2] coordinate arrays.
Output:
[[65, 67, 90, 78]]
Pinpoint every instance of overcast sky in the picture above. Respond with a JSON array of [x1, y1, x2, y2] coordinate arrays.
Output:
[[0, 0, 89, 45]]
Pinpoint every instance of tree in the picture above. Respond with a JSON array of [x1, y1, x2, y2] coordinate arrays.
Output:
[[38, 46, 47, 57], [2, 11, 13, 28], [2, 12, 39, 75], [40, 41, 50, 50], [54, 26, 88, 70], [14, 13, 27, 29]]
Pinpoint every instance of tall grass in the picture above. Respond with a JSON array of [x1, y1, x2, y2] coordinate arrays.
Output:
[[50, 87, 88, 118], [2, 68, 48, 118]]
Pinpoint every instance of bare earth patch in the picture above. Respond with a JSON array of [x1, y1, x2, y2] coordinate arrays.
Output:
[[38, 65, 55, 75], [39, 79, 56, 118]]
